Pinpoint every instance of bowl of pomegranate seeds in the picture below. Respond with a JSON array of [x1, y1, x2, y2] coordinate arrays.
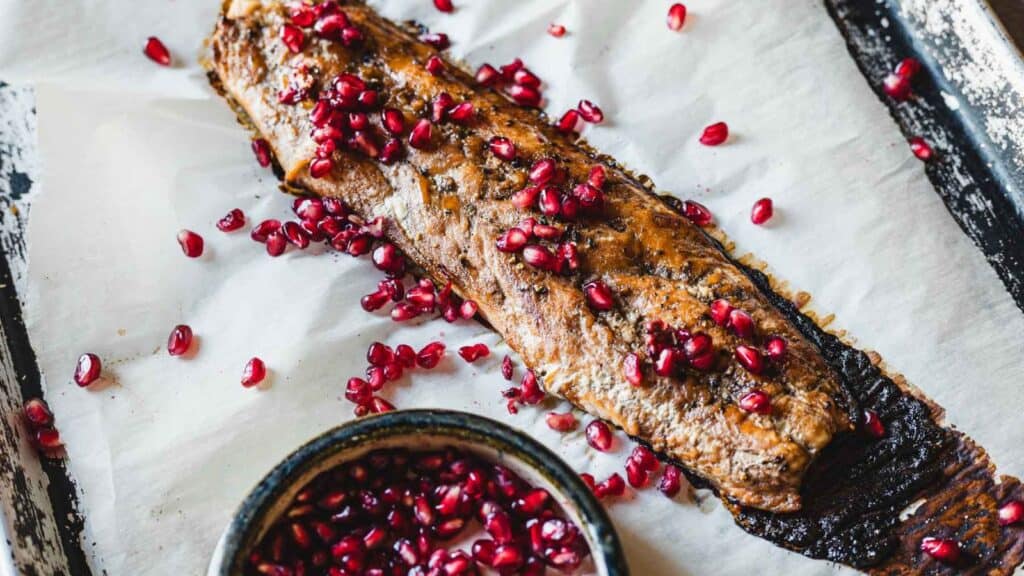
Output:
[[209, 410, 627, 575]]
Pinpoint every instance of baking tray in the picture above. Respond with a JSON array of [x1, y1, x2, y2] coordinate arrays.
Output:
[[1, 0, 1022, 573]]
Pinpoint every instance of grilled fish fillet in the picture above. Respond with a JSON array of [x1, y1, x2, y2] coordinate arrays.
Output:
[[209, 0, 855, 513]]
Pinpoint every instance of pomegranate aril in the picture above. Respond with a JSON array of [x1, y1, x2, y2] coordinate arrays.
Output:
[[409, 119, 433, 149], [998, 500, 1024, 526], [863, 409, 885, 439], [883, 73, 912, 101], [513, 67, 541, 89], [23, 398, 54, 428], [522, 244, 557, 271], [548, 23, 566, 37], [538, 186, 561, 216], [594, 473, 626, 498], [370, 396, 395, 413], [699, 122, 729, 146], [488, 136, 516, 161], [920, 537, 960, 564], [420, 32, 450, 49], [751, 197, 774, 225], [341, 25, 363, 47], [507, 84, 542, 107], [739, 389, 771, 415], [251, 138, 272, 167], [74, 353, 102, 387], [35, 427, 62, 451], [432, 92, 455, 122], [583, 280, 615, 311], [372, 243, 406, 276], [533, 224, 562, 240], [667, 3, 687, 31], [492, 545, 524, 570], [631, 446, 659, 471], [578, 99, 604, 123], [475, 63, 500, 86], [177, 229, 204, 258], [448, 102, 474, 124], [167, 324, 193, 356], [735, 345, 764, 375], [529, 159, 557, 184], [585, 420, 613, 451], [217, 208, 246, 232], [895, 57, 921, 80], [910, 137, 933, 161], [765, 336, 787, 360], [289, 3, 316, 27], [557, 109, 582, 134], [417, 341, 446, 369], [709, 298, 733, 326], [242, 357, 267, 388], [281, 24, 305, 53], [500, 58, 524, 81], [471, 539, 496, 565], [315, 12, 348, 39], [266, 231, 287, 256], [623, 352, 643, 386], [293, 197, 324, 222], [511, 185, 541, 210], [379, 138, 403, 164], [425, 55, 446, 76], [309, 157, 334, 178], [143, 36, 171, 66], [659, 465, 683, 497], [457, 343, 490, 363], [500, 356, 514, 381], [546, 411, 578, 432], [520, 370, 545, 404], [728, 309, 755, 338], [381, 108, 405, 135], [588, 165, 607, 189], [282, 221, 310, 249], [433, 0, 454, 13], [654, 348, 677, 377], [682, 199, 714, 226]]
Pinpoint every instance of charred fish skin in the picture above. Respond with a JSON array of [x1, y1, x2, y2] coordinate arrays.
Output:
[[208, 0, 854, 515]]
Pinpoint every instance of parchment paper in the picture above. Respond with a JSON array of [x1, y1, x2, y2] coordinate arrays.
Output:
[[3, 0, 1023, 574]]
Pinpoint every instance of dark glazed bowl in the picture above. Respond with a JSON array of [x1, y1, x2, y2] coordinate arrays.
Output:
[[209, 409, 629, 575]]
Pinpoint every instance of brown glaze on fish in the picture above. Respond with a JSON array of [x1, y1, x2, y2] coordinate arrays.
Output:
[[208, 0, 855, 514]]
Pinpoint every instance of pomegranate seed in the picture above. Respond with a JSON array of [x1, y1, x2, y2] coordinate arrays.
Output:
[[408, 119, 432, 149], [577, 99, 604, 123], [476, 63, 500, 86], [309, 157, 334, 178], [520, 370, 545, 404], [143, 36, 171, 66], [511, 185, 541, 210], [448, 102, 475, 124], [379, 138, 403, 164], [920, 537, 960, 564], [251, 138, 272, 167], [425, 55, 446, 76], [372, 243, 406, 276], [216, 208, 245, 232], [341, 26, 363, 47], [241, 357, 267, 388], [654, 348, 676, 377], [699, 122, 729, 146], [910, 137, 933, 161], [458, 343, 490, 363], [500, 58, 524, 81], [557, 109, 582, 134], [522, 245, 557, 270], [588, 165, 606, 189], [370, 396, 395, 413], [266, 232, 287, 256], [681, 199, 714, 226], [289, 3, 316, 27], [391, 302, 421, 321], [517, 217, 537, 237], [252, 219, 281, 243], [580, 473, 597, 492], [281, 24, 305, 53], [532, 224, 562, 241], [765, 336, 787, 360], [73, 353, 102, 387], [459, 300, 478, 319], [432, 92, 455, 123], [367, 342, 394, 367], [488, 136, 516, 160], [735, 346, 764, 375], [538, 186, 562, 216], [667, 3, 687, 31], [345, 377, 372, 405], [417, 342, 446, 369], [496, 228, 529, 252], [683, 332, 712, 358], [710, 298, 733, 326], [739, 389, 771, 415], [728, 309, 755, 338], [895, 57, 921, 79], [36, 428, 62, 451], [501, 356, 513, 380], [623, 352, 643, 386], [378, 108, 404, 136], [548, 23, 566, 37], [166, 324, 193, 356], [998, 500, 1024, 526], [472, 539, 496, 565], [177, 229, 204, 258], [585, 420, 613, 451], [659, 465, 682, 497], [631, 446, 659, 471], [594, 473, 626, 498], [434, 0, 454, 13], [750, 197, 774, 225], [23, 398, 54, 428], [546, 411, 578, 432], [420, 32, 450, 49], [529, 159, 557, 184], [507, 84, 542, 107], [883, 73, 912, 100], [584, 281, 615, 311], [513, 68, 541, 88], [863, 409, 886, 438], [283, 221, 310, 249]]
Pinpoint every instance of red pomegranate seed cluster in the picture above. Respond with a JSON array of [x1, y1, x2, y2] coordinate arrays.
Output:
[[502, 370, 545, 415], [621, 319, 717, 388], [474, 58, 545, 108], [247, 447, 591, 575], [343, 341, 447, 416], [458, 343, 490, 363], [23, 397, 62, 456]]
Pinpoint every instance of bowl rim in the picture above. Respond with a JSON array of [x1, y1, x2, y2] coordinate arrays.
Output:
[[214, 408, 629, 575]]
